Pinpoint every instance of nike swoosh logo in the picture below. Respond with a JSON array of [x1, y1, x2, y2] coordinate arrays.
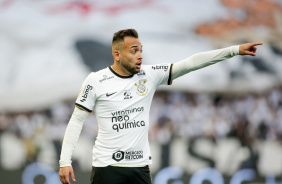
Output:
[[106, 92, 117, 97]]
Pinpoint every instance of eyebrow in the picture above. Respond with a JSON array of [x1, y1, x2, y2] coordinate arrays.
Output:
[[130, 45, 143, 49]]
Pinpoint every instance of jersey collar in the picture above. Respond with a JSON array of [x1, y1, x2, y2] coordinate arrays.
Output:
[[108, 66, 134, 79]]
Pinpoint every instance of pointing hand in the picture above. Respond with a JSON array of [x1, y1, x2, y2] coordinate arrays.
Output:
[[239, 42, 263, 56]]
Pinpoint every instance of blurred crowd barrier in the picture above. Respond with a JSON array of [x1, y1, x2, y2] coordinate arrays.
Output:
[[1, 86, 282, 183]]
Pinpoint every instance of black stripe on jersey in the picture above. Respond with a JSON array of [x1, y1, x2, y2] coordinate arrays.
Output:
[[168, 64, 173, 85], [109, 66, 134, 78], [75, 103, 92, 113]]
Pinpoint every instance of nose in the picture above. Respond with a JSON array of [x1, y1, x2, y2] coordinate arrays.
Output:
[[138, 51, 143, 60]]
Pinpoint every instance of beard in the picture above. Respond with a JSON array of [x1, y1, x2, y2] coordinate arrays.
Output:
[[121, 60, 139, 75]]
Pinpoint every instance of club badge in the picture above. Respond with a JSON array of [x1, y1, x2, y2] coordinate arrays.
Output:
[[135, 80, 148, 96]]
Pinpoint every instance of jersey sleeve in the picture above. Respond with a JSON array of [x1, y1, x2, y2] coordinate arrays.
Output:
[[75, 73, 96, 113], [172, 45, 239, 80], [147, 63, 173, 86]]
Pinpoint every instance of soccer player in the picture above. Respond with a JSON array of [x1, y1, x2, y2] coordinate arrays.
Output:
[[59, 29, 262, 184]]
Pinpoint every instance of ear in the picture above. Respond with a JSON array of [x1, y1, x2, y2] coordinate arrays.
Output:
[[113, 50, 120, 61]]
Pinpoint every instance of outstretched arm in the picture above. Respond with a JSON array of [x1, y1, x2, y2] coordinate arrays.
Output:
[[172, 42, 263, 80], [59, 107, 89, 184]]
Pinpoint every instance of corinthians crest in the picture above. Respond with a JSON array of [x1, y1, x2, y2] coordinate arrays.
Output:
[[135, 80, 148, 96]]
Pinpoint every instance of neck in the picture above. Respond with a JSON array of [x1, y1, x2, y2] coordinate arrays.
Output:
[[111, 62, 132, 76]]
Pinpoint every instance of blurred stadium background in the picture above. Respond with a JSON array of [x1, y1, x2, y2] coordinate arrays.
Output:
[[1, 0, 282, 183]]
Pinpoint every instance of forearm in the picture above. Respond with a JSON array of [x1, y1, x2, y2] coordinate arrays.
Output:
[[172, 45, 239, 80], [59, 107, 89, 167]]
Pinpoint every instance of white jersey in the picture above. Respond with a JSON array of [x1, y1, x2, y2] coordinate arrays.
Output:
[[75, 64, 173, 167]]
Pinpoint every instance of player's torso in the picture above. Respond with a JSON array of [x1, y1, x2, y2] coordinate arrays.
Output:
[[87, 67, 157, 165]]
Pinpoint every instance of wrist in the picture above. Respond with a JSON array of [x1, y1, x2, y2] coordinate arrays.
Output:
[[59, 160, 72, 167]]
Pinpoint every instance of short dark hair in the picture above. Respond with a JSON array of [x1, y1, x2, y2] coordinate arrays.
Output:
[[112, 29, 138, 45]]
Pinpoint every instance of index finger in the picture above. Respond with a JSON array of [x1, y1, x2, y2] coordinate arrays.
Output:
[[250, 42, 263, 46]]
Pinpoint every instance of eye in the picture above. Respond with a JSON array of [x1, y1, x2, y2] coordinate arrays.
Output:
[[132, 50, 136, 54]]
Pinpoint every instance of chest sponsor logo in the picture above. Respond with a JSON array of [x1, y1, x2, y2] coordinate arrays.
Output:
[[152, 65, 169, 71], [80, 85, 93, 102], [111, 107, 145, 132], [124, 92, 132, 99], [99, 75, 114, 83], [135, 80, 148, 96], [112, 150, 143, 162]]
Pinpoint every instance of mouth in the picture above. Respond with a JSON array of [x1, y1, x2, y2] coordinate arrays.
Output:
[[136, 62, 142, 69]]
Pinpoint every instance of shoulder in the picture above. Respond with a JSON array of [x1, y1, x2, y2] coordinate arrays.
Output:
[[86, 67, 111, 81]]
